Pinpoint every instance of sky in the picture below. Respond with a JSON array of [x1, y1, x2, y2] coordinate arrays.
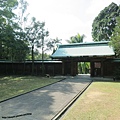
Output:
[[26, 0, 120, 43]]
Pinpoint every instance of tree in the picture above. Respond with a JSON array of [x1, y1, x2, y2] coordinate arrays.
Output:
[[17, 0, 29, 30], [110, 17, 120, 57], [34, 49, 50, 60], [0, 22, 29, 61], [0, 0, 29, 61], [66, 33, 85, 43], [78, 62, 90, 74], [0, 0, 18, 21], [92, 2, 120, 41], [0, 0, 18, 59], [46, 37, 62, 54], [25, 17, 49, 75]]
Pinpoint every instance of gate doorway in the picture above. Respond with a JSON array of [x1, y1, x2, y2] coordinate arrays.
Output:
[[78, 62, 90, 74]]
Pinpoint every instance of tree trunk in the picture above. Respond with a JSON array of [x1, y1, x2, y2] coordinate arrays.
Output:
[[32, 45, 34, 75], [42, 40, 44, 76]]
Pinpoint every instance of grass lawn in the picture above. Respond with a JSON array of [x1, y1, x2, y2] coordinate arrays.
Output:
[[0, 76, 61, 102], [61, 80, 120, 120]]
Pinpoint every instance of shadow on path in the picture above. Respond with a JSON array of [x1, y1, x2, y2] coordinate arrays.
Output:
[[0, 75, 92, 120]]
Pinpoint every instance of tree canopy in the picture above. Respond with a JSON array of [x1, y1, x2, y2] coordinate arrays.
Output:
[[0, 0, 54, 61], [92, 2, 120, 41], [110, 17, 120, 57], [0, 0, 65, 63], [0, 0, 29, 61], [46, 37, 62, 54], [66, 33, 85, 43]]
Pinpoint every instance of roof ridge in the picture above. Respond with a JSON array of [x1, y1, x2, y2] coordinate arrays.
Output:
[[59, 41, 109, 48]]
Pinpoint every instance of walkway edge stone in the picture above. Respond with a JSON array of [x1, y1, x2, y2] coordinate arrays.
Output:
[[51, 80, 93, 120]]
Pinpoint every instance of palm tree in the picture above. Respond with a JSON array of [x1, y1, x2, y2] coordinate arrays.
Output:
[[66, 33, 85, 43]]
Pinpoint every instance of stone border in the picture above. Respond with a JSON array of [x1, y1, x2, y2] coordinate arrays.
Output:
[[51, 80, 93, 120]]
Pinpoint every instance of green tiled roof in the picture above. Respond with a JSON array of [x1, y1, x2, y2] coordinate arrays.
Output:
[[51, 41, 115, 58]]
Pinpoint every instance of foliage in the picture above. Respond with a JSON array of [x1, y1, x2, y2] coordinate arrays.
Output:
[[110, 17, 120, 57], [0, 0, 61, 63], [16, 0, 29, 31], [46, 37, 62, 54], [25, 17, 49, 74], [0, 23, 29, 61], [66, 33, 85, 43], [92, 2, 120, 41], [0, 0, 18, 21], [78, 62, 90, 74], [0, 0, 29, 61], [25, 17, 49, 57], [17, 0, 29, 26], [33, 49, 50, 60]]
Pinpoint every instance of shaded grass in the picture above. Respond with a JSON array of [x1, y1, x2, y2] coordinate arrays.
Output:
[[61, 81, 120, 120], [0, 76, 61, 102]]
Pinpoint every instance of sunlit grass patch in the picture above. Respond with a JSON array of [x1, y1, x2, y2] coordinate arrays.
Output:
[[61, 81, 120, 120], [0, 76, 61, 102]]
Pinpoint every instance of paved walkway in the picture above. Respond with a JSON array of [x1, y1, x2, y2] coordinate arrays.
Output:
[[0, 75, 92, 120]]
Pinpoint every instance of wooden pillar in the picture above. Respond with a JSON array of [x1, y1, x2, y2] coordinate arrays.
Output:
[[90, 61, 94, 77], [76, 62, 78, 75], [75, 61, 77, 75], [71, 60, 73, 76], [62, 61, 65, 75], [101, 60, 104, 77], [71, 60, 77, 76]]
